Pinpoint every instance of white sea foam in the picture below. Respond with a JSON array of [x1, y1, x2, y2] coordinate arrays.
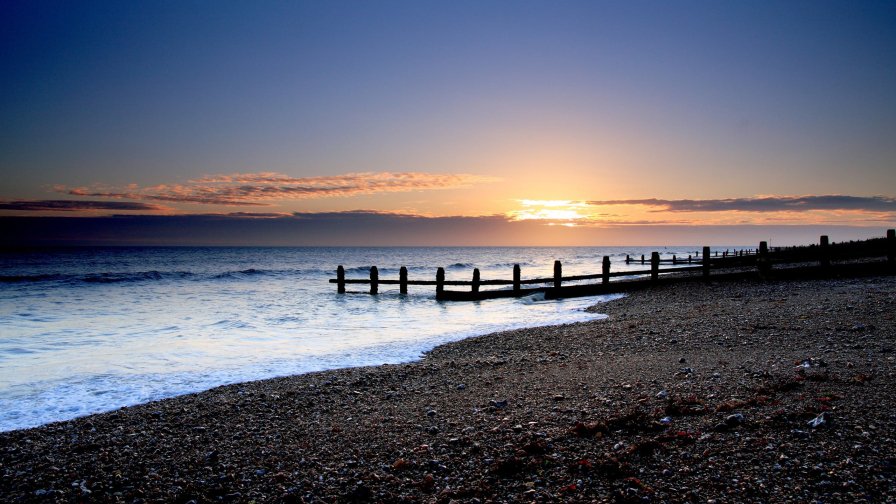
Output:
[[0, 246, 709, 431]]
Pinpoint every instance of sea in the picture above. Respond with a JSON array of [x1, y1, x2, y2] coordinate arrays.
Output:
[[0, 246, 707, 432]]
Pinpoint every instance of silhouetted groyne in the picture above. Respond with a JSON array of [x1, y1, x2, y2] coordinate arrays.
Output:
[[330, 230, 896, 301]]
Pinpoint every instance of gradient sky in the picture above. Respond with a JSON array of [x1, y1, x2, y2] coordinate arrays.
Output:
[[2, 1, 895, 245]]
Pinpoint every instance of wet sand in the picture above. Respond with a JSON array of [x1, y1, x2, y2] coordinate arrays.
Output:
[[1, 275, 894, 502]]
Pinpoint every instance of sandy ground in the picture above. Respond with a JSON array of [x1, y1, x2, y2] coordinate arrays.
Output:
[[1, 275, 894, 503]]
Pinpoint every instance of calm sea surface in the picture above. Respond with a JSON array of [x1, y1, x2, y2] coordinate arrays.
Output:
[[0, 246, 707, 432]]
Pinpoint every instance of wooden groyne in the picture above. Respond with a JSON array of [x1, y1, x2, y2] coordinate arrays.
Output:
[[330, 231, 896, 301]]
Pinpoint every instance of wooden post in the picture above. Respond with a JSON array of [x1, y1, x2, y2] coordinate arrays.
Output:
[[472, 268, 480, 293], [641, 254, 645, 265], [553, 260, 562, 289], [650, 252, 659, 281], [672, 254, 677, 264], [886, 228, 895, 263], [399, 266, 408, 294], [369, 266, 378, 295], [436, 267, 445, 295], [602, 256, 610, 284], [702, 246, 710, 278], [687, 254, 692, 264], [513, 264, 521, 292], [819, 235, 830, 269], [758, 241, 770, 275], [625, 254, 631, 264], [336, 265, 345, 294]]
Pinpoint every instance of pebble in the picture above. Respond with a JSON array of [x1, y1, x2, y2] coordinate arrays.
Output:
[[2, 275, 893, 503]]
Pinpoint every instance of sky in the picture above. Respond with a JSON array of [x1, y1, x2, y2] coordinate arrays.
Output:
[[1, 0, 895, 246]]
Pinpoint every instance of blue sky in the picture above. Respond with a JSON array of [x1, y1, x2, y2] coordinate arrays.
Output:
[[1, 1, 895, 245]]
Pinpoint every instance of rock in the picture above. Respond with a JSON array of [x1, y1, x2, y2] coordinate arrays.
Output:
[[725, 413, 745, 427], [807, 412, 830, 429]]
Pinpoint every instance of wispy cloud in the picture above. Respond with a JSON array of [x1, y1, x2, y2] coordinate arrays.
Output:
[[0, 200, 167, 212], [57, 171, 499, 207], [586, 195, 896, 213]]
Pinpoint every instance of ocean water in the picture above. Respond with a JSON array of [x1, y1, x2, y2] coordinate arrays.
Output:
[[0, 246, 704, 432]]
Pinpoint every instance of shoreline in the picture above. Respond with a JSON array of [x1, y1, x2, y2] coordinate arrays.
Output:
[[2, 276, 894, 502]]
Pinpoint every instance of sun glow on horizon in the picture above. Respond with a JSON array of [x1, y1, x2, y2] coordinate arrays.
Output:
[[508, 200, 592, 222]]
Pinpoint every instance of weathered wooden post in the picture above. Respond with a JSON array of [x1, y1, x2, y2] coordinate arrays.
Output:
[[602, 256, 610, 284], [399, 266, 408, 294], [650, 252, 659, 281], [819, 235, 830, 269], [472, 268, 480, 293], [336, 265, 345, 294], [688, 254, 692, 264], [625, 254, 631, 264], [369, 266, 379, 295], [672, 254, 677, 264], [758, 241, 770, 275], [436, 267, 445, 296], [888, 229, 895, 265], [702, 246, 711, 278], [553, 260, 562, 289], [641, 254, 645, 265], [512, 264, 521, 292]]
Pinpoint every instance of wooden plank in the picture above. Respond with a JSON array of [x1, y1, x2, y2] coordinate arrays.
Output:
[[703, 246, 711, 278]]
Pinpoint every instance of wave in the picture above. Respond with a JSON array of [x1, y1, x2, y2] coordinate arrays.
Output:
[[211, 268, 276, 280], [493, 262, 532, 268], [1, 271, 189, 284], [0, 273, 67, 283], [82, 271, 166, 283], [447, 262, 474, 270], [0, 268, 299, 284]]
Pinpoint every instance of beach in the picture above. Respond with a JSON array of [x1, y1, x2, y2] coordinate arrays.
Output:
[[1, 275, 894, 502]]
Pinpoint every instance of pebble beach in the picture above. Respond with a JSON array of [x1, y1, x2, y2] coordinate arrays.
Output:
[[1, 275, 894, 503]]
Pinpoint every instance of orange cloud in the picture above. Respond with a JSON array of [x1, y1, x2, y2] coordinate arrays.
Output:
[[587, 195, 896, 213], [57, 171, 499, 207]]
